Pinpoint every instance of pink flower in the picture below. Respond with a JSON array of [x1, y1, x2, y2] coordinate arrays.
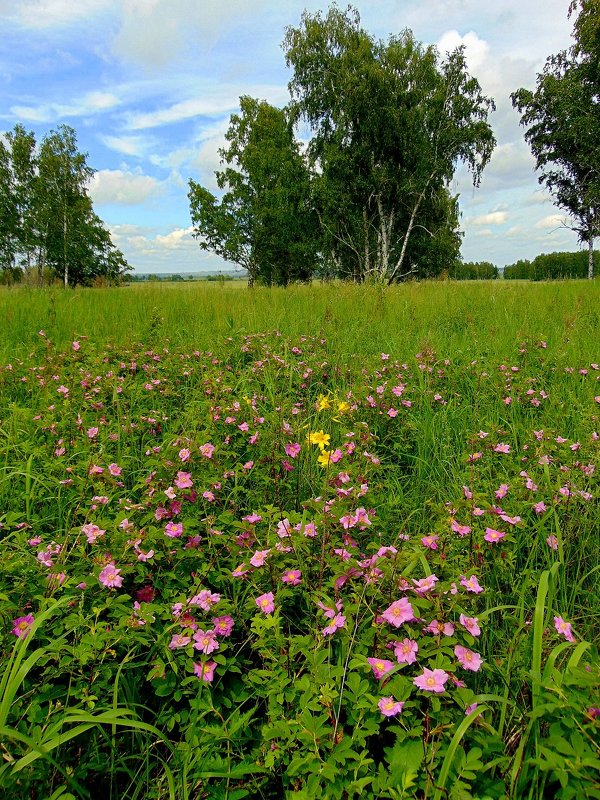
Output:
[[212, 615, 234, 637], [175, 471, 193, 489], [378, 696, 405, 717], [256, 592, 275, 614], [484, 527, 506, 543], [165, 521, 183, 538], [193, 629, 219, 654], [250, 549, 270, 567], [495, 484, 509, 499], [394, 638, 419, 664], [412, 575, 439, 594], [494, 443, 511, 453], [421, 534, 439, 550], [454, 645, 483, 672], [189, 590, 220, 611], [82, 523, 105, 544], [460, 575, 484, 594], [169, 634, 191, 649], [533, 501, 547, 514], [367, 658, 396, 679], [546, 535, 559, 550], [424, 619, 455, 636], [459, 614, 481, 637], [413, 668, 449, 693], [243, 513, 262, 524], [381, 598, 415, 627], [282, 569, 302, 585], [72, 340, 80, 351], [199, 443, 215, 459], [194, 660, 217, 682], [322, 613, 346, 636], [87, 427, 99, 439], [554, 616, 575, 642], [179, 448, 191, 462], [98, 563, 123, 588], [12, 614, 35, 639], [284, 442, 301, 458], [108, 463, 122, 477], [451, 519, 471, 537]]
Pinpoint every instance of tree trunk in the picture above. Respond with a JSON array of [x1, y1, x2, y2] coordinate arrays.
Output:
[[588, 235, 594, 280]]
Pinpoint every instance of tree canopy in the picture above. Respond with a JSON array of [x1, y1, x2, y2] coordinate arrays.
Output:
[[512, 0, 599, 278], [0, 124, 130, 287], [189, 5, 496, 285]]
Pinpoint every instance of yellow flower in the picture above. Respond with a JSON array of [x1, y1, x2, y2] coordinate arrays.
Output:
[[309, 430, 331, 449], [337, 400, 350, 414], [317, 450, 332, 467], [317, 395, 331, 411]]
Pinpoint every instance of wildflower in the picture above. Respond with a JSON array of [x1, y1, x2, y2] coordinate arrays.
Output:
[[165, 521, 183, 538], [309, 430, 330, 450], [495, 484, 509, 499], [72, 340, 80, 351], [454, 645, 483, 672], [459, 614, 481, 637], [460, 575, 484, 594], [194, 660, 217, 682], [421, 534, 439, 550], [533, 501, 547, 514], [12, 614, 35, 639], [193, 629, 219, 654], [465, 703, 479, 715], [413, 668, 449, 693], [256, 592, 275, 614], [378, 696, 405, 717], [322, 613, 346, 636], [190, 590, 220, 611], [554, 616, 575, 642], [169, 634, 191, 649], [424, 619, 455, 636], [82, 523, 105, 544], [284, 442, 301, 458], [494, 443, 511, 454], [367, 658, 396, 679], [381, 598, 415, 627], [394, 638, 418, 664], [175, 471, 193, 489], [282, 569, 302, 585], [412, 575, 439, 594], [199, 442, 215, 459], [317, 450, 332, 467], [451, 519, 471, 537], [250, 549, 271, 567], [546, 535, 559, 550], [98, 563, 123, 588], [484, 527, 506, 543], [179, 448, 191, 462], [243, 513, 262, 524], [212, 615, 234, 637]]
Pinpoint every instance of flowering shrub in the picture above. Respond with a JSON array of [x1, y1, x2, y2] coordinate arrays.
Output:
[[0, 330, 598, 798]]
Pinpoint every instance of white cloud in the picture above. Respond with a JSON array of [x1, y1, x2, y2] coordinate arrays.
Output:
[[100, 134, 153, 157], [13, 0, 113, 28], [10, 90, 120, 123], [534, 214, 568, 230], [470, 211, 509, 226], [437, 29, 489, 72], [155, 226, 195, 248], [88, 168, 163, 205]]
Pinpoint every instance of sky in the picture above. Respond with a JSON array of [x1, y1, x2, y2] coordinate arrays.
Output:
[[0, 0, 584, 274]]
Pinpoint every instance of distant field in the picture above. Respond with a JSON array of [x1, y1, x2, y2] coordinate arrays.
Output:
[[0, 280, 598, 799], [1, 279, 599, 361]]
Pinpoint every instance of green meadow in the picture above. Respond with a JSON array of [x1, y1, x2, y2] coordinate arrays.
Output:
[[0, 281, 598, 799]]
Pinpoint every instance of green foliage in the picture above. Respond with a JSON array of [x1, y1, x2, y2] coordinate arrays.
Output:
[[189, 96, 318, 286], [283, 6, 496, 283], [504, 250, 600, 279], [511, 0, 600, 277], [0, 124, 131, 287], [449, 261, 498, 280]]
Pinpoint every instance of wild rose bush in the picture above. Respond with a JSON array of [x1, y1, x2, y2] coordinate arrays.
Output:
[[0, 330, 598, 799]]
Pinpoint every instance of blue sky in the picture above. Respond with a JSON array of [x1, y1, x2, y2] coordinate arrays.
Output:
[[0, 0, 582, 273]]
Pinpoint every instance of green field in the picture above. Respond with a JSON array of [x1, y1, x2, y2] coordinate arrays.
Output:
[[0, 281, 598, 799]]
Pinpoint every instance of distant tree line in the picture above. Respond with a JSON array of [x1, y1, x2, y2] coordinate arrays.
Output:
[[0, 124, 130, 287], [189, 6, 496, 286], [448, 261, 498, 280], [504, 250, 600, 280]]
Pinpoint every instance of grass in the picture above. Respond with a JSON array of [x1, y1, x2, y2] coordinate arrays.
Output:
[[0, 279, 598, 799]]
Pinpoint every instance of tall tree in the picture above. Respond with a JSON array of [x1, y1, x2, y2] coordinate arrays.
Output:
[[189, 97, 317, 286], [0, 125, 38, 275], [512, 0, 600, 279], [283, 6, 496, 283]]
